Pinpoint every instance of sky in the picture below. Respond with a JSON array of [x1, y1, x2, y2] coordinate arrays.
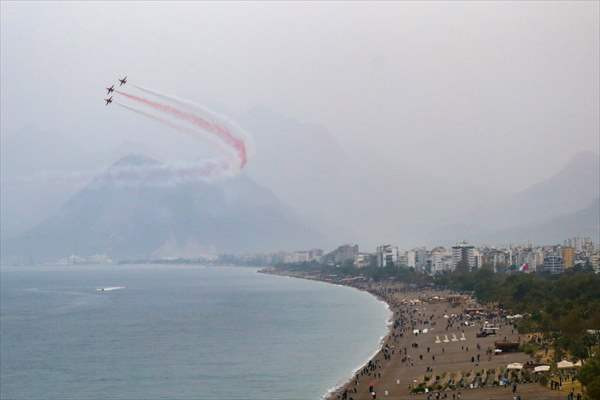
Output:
[[1, 1, 599, 244]]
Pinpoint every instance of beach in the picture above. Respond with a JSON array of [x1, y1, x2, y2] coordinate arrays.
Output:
[[262, 268, 567, 400]]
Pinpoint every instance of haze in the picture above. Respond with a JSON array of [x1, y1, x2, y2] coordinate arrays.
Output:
[[1, 1, 599, 249]]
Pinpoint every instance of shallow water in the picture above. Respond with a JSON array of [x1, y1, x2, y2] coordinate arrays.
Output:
[[1, 264, 390, 400]]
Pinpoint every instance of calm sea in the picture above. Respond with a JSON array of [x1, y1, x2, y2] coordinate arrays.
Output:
[[0, 264, 390, 400]]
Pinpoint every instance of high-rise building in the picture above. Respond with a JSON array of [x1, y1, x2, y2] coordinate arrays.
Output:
[[591, 252, 600, 274], [452, 242, 475, 270], [430, 247, 448, 274], [415, 247, 428, 272], [562, 247, 575, 269], [543, 255, 563, 274], [406, 250, 416, 269], [376, 244, 399, 267]]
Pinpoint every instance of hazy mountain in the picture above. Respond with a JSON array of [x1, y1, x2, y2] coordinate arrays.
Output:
[[486, 198, 600, 245], [420, 152, 599, 246], [485, 151, 599, 229], [1, 154, 323, 264], [240, 107, 499, 248]]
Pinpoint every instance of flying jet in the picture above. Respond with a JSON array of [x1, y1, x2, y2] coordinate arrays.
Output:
[[105, 96, 113, 106], [106, 85, 114, 95], [118, 76, 127, 86]]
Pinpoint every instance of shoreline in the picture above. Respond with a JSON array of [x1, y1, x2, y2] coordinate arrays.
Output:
[[260, 267, 567, 400], [259, 268, 400, 400]]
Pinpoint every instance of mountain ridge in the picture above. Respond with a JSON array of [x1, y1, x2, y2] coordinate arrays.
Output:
[[1, 154, 324, 264]]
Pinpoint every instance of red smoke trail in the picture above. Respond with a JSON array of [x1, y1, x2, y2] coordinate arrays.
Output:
[[115, 90, 247, 168], [116, 102, 199, 139]]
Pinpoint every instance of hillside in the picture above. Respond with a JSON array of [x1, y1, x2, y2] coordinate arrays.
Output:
[[1, 155, 323, 263]]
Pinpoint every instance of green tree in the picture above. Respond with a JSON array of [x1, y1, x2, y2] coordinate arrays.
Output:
[[578, 354, 600, 400]]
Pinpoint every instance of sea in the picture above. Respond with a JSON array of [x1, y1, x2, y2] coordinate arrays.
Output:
[[0, 264, 390, 400]]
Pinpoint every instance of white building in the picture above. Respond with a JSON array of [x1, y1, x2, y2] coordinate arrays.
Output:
[[406, 250, 416, 269], [431, 247, 450, 274], [354, 253, 373, 269], [452, 241, 476, 270], [376, 244, 399, 267]]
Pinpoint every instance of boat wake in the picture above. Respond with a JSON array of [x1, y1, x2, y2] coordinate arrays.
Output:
[[96, 286, 126, 292]]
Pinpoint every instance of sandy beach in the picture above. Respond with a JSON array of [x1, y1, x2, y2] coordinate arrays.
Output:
[[262, 269, 567, 400]]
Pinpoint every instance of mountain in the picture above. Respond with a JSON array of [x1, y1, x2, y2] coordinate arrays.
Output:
[[418, 152, 599, 246], [1, 154, 323, 264], [239, 107, 497, 248], [475, 151, 599, 229], [486, 198, 600, 245], [241, 107, 362, 244]]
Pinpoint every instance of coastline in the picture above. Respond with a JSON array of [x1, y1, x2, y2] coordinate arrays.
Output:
[[259, 267, 398, 400], [259, 267, 566, 400]]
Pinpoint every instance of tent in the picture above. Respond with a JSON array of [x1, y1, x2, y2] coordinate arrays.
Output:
[[507, 363, 523, 370], [557, 360, 575, 369], [534, 365, 550, 373]]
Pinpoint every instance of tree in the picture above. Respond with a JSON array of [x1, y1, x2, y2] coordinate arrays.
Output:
[[578, 354, 600, 400]]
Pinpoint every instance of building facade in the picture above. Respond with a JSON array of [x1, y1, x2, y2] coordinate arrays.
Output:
[[543, 255, 564, 274], [562, 246, 575, 269], [376, 244, 399, 267], [452, 242, 476, 271]]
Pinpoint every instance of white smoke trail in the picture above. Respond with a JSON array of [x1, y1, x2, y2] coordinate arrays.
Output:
[[130, 84, 255, 161], [116, 102, 239, 170], [115, 89, 247, 170]]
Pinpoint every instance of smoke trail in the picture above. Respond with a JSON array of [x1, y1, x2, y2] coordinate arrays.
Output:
[[101, 159, 235, 187], [115, 90, 247, 168], [131, 83, 255, 157], [117, 102, 198, 138], [116, 102, 238, 166]]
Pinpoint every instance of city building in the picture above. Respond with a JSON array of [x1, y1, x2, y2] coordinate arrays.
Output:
[[324, 244, 359, 265], [376, 244, 399, 267], [406, 250, 416, 269], [354, 253, 374, 269], [591, 252, 600, 274], [452, 241, 476, 271], [430, 246, 451, 274], [414, 247, 428, 272], [543, 255, 563, 274], [562, 246, 575, 269]]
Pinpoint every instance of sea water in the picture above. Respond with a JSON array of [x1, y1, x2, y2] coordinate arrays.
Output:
[[1, 264, 390, 400]]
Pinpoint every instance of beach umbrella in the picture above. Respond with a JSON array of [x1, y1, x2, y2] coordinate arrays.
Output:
[[534, 365, 550, 373], [557, 360, 575, 369], [507, 363, 523, 370]]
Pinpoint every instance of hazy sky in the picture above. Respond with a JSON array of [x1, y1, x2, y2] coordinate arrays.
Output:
[[1, 1, 599, 239]]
